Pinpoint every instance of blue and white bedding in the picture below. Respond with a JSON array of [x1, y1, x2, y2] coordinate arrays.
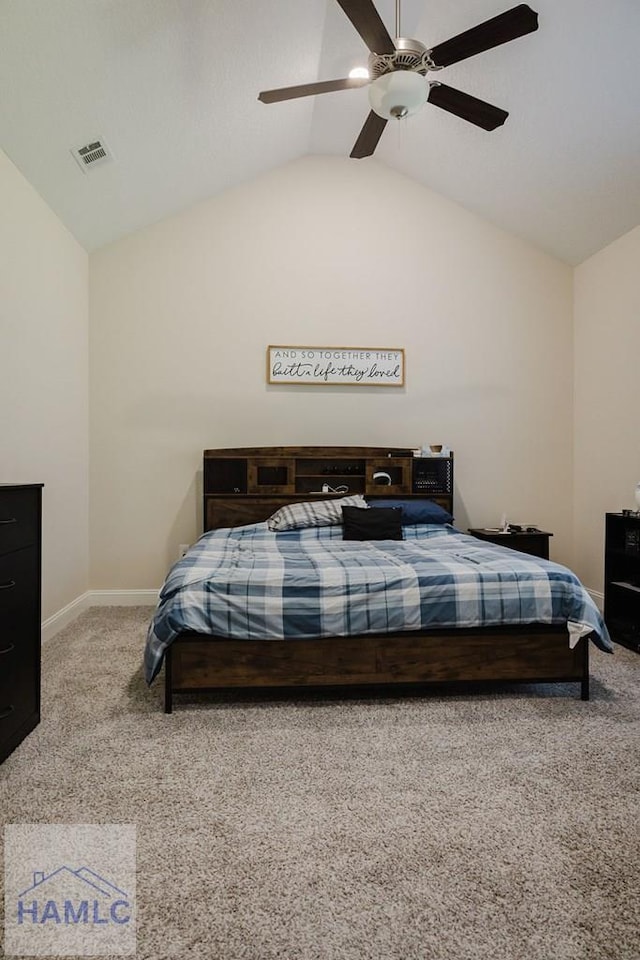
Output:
[[144, 523, 612, 684]]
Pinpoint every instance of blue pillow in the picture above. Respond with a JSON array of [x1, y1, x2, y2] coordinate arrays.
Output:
[[368, 498, 453, 525]]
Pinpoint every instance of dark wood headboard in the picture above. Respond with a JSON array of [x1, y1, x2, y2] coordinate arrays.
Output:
[[203, 446, 454, 532]]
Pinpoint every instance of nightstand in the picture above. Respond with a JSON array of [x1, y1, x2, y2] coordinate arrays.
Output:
[[468, 528, 553, 560]]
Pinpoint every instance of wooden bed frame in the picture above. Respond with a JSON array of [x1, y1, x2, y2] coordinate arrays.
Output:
[[163, 446, 590, 712]]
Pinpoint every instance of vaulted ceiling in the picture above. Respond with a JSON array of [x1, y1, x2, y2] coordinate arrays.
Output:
[[1, 0, 639, 263]]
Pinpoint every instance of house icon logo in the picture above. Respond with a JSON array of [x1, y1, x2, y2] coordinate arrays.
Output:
[[17, 865, 131, 926], [5, 822, 136, 956]]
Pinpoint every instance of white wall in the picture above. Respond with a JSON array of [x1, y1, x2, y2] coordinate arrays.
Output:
[[90, 156, 574, 588], [0, 148, 89, 619], [573, 224, 640, 595]]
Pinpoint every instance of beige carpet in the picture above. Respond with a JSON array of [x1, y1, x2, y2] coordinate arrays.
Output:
[[2, 607, 639, 960]]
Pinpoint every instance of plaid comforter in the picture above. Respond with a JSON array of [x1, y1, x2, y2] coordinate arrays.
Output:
[[144, 523, 612, 683]]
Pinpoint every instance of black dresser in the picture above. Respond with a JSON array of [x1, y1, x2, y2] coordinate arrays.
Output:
[[0, 484, 43, 763]]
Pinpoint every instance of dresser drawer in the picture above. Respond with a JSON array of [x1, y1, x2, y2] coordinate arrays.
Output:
[[0, 606, 39, 742], [0, 488, 40, 556], [0, 696, 38, 748], [0, 651, 38, 742], [0, 619, 38, 660], [0, 637, 37, 697], [0, 548, 39, 618]]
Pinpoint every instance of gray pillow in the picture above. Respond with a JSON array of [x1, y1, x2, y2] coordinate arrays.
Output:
[[267, 495, 368, 531]]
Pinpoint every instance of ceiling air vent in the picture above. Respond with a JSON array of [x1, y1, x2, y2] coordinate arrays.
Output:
[[71, 138, 113, 173]]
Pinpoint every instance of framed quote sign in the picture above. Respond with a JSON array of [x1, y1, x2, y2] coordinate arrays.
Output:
[[267, 345, 405, 387]]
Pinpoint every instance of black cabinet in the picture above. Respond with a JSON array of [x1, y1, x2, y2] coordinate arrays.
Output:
[[468, 528, 553, 560], [604, 512, 640, 653], [0, 484, 43, 763]]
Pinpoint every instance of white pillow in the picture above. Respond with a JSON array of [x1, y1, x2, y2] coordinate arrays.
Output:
[[267, 495, 368, 532]]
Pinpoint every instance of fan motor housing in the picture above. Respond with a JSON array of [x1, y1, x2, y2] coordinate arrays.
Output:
[[368, 38, 435, 79]]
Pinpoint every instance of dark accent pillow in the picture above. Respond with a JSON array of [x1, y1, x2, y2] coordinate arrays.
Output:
[[342, 506, 403, 541], [368, 498, 453, 525]]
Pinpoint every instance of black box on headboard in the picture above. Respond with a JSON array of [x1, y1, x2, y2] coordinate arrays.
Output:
[[412, 458, 453, 496], [204, 457, 248, 495]]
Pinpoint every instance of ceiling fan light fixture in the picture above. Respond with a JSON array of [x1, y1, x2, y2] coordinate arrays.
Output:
[[258, 3, 539, 157], [368, 70, 428, 120], [349, 66, 370, 79]]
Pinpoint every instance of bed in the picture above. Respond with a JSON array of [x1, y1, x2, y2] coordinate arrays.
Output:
[[145, 447, 612, 712]]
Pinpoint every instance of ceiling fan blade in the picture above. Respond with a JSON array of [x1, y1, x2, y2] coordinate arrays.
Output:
[[428, 4, 538, 68], [336, 0, 395, 54], [258, 77, 368, 104], [350, 110, 388, 158], [428, 82, 508, 131]]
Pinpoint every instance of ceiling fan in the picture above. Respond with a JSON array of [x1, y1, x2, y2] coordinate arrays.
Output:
[[258, 1, 538, 158]]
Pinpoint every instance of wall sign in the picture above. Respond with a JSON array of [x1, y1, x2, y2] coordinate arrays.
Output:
[[267, 345, 405, 387]]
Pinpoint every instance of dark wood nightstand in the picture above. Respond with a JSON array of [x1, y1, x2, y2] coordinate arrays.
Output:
[[468, 528, 553, 560]]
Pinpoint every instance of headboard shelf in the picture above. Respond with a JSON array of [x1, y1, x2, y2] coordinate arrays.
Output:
[[203, 446, 454, 532]]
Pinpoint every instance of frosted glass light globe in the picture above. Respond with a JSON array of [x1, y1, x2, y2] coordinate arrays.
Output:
[[368, 70, 428, 120]]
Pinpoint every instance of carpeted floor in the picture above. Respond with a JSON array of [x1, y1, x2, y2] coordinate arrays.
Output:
[[2, 606, 639, 959]]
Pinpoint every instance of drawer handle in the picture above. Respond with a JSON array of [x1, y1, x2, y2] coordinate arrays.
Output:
[[0, 644, 15, 655], [0, 579, 16, 590], [0, 705, 15, 720], [0, 518, 17, 525]]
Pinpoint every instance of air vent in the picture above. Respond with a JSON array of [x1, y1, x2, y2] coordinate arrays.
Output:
[[71, 138, 113, 173]]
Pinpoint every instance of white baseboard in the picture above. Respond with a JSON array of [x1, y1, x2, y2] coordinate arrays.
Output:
[[86, 589, 159, 606], [42, 591, 91, 644], [41, 589, 159, 643]]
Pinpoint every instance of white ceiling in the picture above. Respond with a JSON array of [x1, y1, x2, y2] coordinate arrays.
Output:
[[1, 0, 639, 263]]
